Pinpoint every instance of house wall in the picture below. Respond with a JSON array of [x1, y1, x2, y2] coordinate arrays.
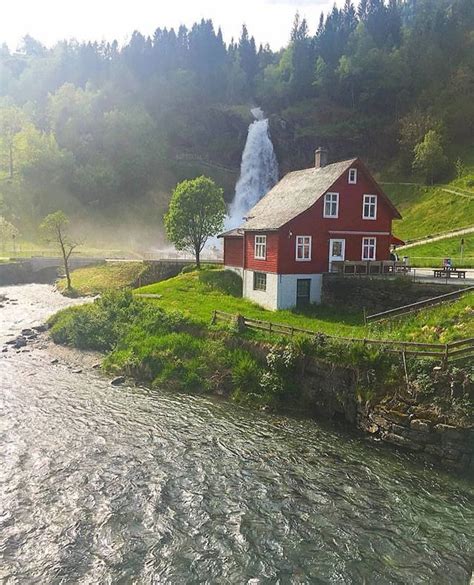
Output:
[[243, 269, 279, 310], [242, 270, 322, 310], [223, 237, 244, 267], [278, 161, 394, 273], [277, 274, 323, 309], [244, 231, 279, 273]]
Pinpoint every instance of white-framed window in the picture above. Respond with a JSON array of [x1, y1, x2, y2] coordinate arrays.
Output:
[[363, 194, 377, 219], [362, 237, 377, 260], [296, 236, 312, 261], [323, 192, 339, 218], [348, 168, 357, 184], [253, 271, 267, 291], [254, 235, 266, 260]]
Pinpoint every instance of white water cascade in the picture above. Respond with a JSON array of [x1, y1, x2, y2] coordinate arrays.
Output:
[[226, 108, 278, 229]]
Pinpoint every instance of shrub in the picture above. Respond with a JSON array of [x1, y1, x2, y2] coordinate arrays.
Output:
[[231, 350, 262, 396]]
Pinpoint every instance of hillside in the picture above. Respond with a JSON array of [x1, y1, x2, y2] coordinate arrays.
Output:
[[384, 183, 474, 242], [1, 0, 473, 243]]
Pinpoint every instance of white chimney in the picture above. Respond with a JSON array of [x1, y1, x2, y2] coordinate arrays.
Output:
[[315, 147, 328, 169]]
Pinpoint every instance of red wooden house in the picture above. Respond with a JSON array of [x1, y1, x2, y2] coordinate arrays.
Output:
[[219, 149, 401, 310]]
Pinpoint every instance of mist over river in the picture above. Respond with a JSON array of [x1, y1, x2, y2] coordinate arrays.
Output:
[[1, 285, 473, 584]]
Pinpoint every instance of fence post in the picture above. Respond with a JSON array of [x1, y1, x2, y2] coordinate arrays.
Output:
[[211, 310, 217, 325], [443, 343, 449, 368]]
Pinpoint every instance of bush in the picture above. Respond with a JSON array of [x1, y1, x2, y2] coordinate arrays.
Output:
[[231, 350, 263, 396], [198, 269, 243, 297]]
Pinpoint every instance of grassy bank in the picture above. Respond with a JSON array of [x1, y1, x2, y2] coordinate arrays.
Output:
[[57, 261, 147, 295], [48, 289, 473, 428], [383, 183, 474, 241], [135, 270, 474, 343], [401, 235, 474, 268]]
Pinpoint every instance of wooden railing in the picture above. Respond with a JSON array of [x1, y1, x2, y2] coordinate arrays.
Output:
[[365, 286, 474, 323], [211, 310, 474, 363], [330, 260, 411, 276]]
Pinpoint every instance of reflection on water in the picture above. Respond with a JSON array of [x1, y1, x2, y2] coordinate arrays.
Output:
[[1, 285, 473, 584]]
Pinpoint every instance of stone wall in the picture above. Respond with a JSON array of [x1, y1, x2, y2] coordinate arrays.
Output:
[[322, 276, 460, 314], [359, 406, 473, 472], [239, 339, 473, 473]]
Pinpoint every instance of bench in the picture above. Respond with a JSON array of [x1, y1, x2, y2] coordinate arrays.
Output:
[[433, 269, 466, 279]]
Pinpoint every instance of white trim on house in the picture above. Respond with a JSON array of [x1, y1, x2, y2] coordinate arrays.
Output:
[[363, 194, 377, 220], [362, 236, 377, 260], [329, 230, 389, 235], [348, 168, 357, 184], [323, 192, 339, 218], [295, 235, 312, 261], [329, 238, 346, 271], [254, 235, 267, 259]]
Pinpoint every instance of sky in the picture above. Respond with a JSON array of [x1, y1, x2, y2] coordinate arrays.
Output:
[[1, 0, 344, 52]]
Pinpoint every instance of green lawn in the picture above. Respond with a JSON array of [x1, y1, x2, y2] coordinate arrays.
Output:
[[384, 183, 474, 241], [403, 234, 474, 268], [58, 261, 146, 295], [135, 270, 474, 343]]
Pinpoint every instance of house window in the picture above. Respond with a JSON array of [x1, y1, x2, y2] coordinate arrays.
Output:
[[323, 192, 339, 218], [254, 235, 266, 260], [296, 236, 312, 261], [363, 194, 377, 219], [362, 237, 376, 260], [253, 271, 267, 291], [348, 168, 357, 184]]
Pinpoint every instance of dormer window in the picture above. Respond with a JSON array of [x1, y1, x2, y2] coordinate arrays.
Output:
[[323, 192, 339, 218], [348, 168, 357, 184]]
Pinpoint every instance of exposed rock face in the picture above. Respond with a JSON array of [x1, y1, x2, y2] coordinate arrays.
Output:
[[359, 407, 473, 472]]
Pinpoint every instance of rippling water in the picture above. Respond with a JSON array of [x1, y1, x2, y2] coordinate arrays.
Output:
[[1, 285, 473, 584]]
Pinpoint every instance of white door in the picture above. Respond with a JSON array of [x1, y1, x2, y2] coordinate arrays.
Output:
[[329, 238, 345, 271]]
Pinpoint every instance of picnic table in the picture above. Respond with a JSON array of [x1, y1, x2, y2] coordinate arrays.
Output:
[[433, 268, 466, 279]]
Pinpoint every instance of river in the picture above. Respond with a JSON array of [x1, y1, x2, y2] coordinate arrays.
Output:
[[1, 284, 473, 584]]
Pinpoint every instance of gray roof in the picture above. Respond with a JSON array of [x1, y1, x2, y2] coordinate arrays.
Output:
[[241, 158, 357, 230], [217, 227, 244, 238]]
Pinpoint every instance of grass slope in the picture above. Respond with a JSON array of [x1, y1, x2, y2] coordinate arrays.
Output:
[[403, 234, 474, 268], [58, 261, 146, 295], [135, 270, 474, 343], [384, 183, 474, 241]]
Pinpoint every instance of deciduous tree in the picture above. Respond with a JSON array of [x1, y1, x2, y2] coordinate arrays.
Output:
[[164, 176, 225, 269], [40, 211, 79, 291]]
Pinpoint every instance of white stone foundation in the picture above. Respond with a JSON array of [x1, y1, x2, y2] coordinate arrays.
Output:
[[242, 270, 322, 310]]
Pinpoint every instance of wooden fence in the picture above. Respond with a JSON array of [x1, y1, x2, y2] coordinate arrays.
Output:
[[365, 286, 474, 323], [211, 309, 474, 364]]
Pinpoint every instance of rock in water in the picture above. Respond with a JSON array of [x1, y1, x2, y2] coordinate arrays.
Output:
[[111, 376, 126, 386]]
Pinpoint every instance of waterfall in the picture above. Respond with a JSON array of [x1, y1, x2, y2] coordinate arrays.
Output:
[[226, 108, 278, 229]]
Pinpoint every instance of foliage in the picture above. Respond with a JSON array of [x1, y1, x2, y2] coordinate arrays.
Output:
[[0, 216, 19, 251], [412, 130, 448, 185], [0, 0, 473, 240], [49, 290, 189, 350], [164, 176, 225, 267]]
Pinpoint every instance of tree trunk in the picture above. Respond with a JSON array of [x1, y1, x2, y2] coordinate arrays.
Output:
[[195, 246, 201, 270], [60, 242, 72, 290]]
